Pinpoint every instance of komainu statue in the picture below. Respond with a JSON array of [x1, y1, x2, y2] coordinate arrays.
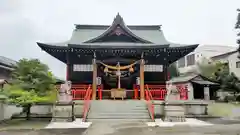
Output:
[[58, 81, 72, 103], [52, 81, 74, 122], [163, 82, 186, 122]]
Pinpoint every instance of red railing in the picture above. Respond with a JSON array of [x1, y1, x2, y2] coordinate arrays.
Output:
[[133, 84, 139, 99], [82, 85, 92, 122], [72, 84, 90, 100], [147, 85, 167, 100], [98, 85, 103, 100], [176, 84, 188, 100], [145, 84, 154, 121]]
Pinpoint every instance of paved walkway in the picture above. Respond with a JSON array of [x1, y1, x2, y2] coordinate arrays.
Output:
[[147, 118, 213, 127], [84, 121, 148, 135], [2, 123, 240, 135], [45, 119, 91, 129]]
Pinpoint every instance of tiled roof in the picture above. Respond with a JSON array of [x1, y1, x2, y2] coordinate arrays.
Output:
[[0, 56, 17, 67], [168, 73, 219, 85], [211, 50, 238, 60]]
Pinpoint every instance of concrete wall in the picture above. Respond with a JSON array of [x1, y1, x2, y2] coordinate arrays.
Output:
[[177, 45, 236, 74], [227, 52, 240, 78], [153, 100, 208, 117], [0, 103, 54, 121], [211, 51, 240, 79], [1, 100, 208, 121], [0, 101, 4, 121]]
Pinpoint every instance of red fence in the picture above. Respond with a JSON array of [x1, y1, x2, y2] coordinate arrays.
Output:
[[71, 84, 90, 100], [141, 84, 188, 100], [176, 84, 188, 100], [56, 83, 188, 100], [133, 84, 139, 99], [146, 85, 167, 100], [98, 85, 103, 100]]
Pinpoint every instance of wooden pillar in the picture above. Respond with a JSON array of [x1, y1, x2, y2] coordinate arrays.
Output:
[[66, 64, 69, 81], [92, 57, 97, 100], [140, 59, 145, 100], [66, 52, 69, 81]]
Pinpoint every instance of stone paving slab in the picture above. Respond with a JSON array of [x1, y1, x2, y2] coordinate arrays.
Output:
[[1, 123, 240, 135], [45, 119, 92, 129], [0, 128, 87, 135], [147, 118, 213, 127]]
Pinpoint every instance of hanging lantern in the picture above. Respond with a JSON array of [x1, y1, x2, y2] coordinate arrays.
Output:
[[129, 66, 134, 72], [104, 67, 108, 72]]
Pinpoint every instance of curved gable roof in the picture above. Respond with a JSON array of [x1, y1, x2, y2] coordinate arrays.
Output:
[[83, 13, 153, 43]]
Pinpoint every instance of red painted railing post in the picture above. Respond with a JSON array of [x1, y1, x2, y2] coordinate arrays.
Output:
[[134, 84, 139, 99], [145, 84, 155, 121], [82, 85, 92, 122], [98, 85, 102, 100]]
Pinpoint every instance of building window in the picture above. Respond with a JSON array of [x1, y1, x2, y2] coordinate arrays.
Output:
[[144, 65, 163, 72], [73, 64, 93, 71], [236, 61, 240, 68], [187, 54, 195, 66], [178, 57, 185, 68]]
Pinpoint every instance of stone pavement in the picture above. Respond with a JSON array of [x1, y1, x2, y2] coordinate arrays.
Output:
[[2, 124, 240, 135], [84, 121, 148, 135], [147, 118, 213, 127], [2, 120, 240, 135], [2, 123, 240, 135], [45, 119, 91, 129]]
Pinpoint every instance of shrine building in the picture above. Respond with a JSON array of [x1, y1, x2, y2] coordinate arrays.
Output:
[[37, 14, 198, 100]]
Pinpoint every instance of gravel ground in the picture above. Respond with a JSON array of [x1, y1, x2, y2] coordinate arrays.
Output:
[[0, 128, 88, 135], [1, 123, 240, 135], [198, 117, 240, 124]]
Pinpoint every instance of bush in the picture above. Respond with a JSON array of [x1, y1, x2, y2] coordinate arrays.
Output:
[[224, 95, 236, 102]]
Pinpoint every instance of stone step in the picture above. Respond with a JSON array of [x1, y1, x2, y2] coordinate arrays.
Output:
[[86, 118, 151, 122], [87, 100, 151, 121], [90, 100, 146, 103], [88, 112, 150, 117], [91, 105, 147, 107], [89, 109, 149, 113], [87, 114, 150, 119], [90, 107, 147, 111], [91, 104, 146, 106]]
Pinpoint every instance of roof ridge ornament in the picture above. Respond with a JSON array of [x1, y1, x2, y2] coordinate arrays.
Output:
[[83, 13, 153, 43], [113, 13, 124, 26]]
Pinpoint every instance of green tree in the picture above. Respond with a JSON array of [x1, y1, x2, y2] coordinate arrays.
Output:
[[235, 9, 240, 57], [168, 64, 180, 79], [198, 60, 240, 95], [3, 59, 57, 120], [197, 59, 229, 81]]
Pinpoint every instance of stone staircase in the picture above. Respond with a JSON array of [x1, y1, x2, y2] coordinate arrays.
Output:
[[86, 100, 151, 122]]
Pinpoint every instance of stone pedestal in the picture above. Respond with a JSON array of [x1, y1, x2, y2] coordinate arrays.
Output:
[[0, 95, 7, 121], [52, 102, 75, 122], [163, 101, 186, 122]]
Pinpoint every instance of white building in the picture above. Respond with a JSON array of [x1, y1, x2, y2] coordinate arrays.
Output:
[[176, 45, 237, 74], [211, 50, 240, 78]]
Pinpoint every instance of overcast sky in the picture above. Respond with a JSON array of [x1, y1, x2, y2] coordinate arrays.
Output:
[[0, 0, 240, 79]]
